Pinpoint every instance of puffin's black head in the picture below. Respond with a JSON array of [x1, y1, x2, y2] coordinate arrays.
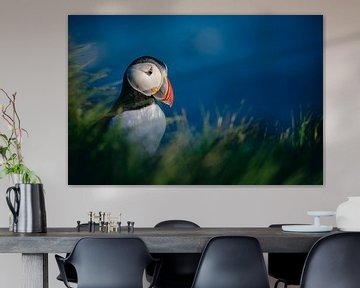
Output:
[[124, 56, 174, 107]]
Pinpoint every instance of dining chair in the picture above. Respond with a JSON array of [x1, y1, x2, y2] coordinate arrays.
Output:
[[55, 237, 161, 288], [300, 232, 360, 288], [147, 220, 201, 288], [268, 224, 308, 288], [56, 223, 99, 284], [191, 236, 270, 288]]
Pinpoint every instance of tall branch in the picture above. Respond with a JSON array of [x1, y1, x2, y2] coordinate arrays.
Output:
[[0, 89, 23, 165]]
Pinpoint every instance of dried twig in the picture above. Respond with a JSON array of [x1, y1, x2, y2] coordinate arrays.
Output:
[[0, 88, 40, 183]]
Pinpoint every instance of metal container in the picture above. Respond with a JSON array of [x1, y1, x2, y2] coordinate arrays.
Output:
[[6, 183, 47, 233]]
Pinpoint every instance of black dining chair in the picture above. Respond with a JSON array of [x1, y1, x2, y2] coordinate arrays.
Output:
[[191, 236, 270, 288], [55, 237, 161, 288], [56, 223, 99, 284], [300, 232, 360, 288], [147, 220, 201, 288], [268, 224, 308, 288]]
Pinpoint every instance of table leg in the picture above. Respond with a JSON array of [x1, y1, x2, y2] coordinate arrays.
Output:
[[22, 253, 48, 288]]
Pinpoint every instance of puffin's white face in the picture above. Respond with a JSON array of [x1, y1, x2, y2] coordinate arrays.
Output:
[[127, 61, 174, 107], [127, 63, 164, 96]]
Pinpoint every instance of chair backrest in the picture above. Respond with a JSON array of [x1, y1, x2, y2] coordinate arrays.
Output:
[[151, 220, 201, 286], [191, 236, 270, 288], [155, 220, 200, 228], [300, 232, 360, 288], [67, 237, 154, 288]]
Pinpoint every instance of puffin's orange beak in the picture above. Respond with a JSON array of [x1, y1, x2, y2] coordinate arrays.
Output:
[[160, 77, 174, 107]]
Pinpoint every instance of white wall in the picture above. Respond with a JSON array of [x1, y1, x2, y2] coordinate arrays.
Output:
[[0, 0, 359, 287]]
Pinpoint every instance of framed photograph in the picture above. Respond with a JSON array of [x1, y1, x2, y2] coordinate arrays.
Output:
[[68, 15, 323, 185]]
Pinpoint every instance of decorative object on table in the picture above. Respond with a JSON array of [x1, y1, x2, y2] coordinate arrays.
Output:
[[282, 211, 336, 232], [336, 196, 360, 231], [6, 183, 46, 233], [127, 221, 135, 233], [77, 211, 122, 232], [68, 15, 323, 185], [0, 89, 46, 233]]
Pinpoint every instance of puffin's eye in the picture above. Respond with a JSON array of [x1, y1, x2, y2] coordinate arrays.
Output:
[[145, 66, 153, 76]]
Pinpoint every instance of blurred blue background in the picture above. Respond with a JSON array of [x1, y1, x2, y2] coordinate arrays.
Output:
[[69, 15, 323, 129]]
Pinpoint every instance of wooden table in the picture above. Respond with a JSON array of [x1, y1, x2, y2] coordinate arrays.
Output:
[[0, 227, 338, 288]]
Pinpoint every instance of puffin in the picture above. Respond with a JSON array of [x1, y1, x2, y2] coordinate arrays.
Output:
[[105, 56, 174, 154]]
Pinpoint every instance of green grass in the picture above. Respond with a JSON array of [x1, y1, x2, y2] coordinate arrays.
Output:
[[68, 45, 323, 185]]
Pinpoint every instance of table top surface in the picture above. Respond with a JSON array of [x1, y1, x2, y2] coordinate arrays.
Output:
[[0, 227, 340, 253]]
